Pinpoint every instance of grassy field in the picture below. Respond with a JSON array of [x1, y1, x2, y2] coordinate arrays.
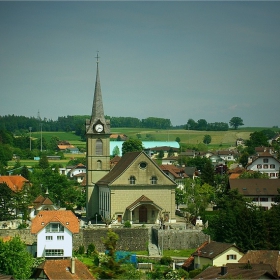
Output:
[[31, 127, 276, 150]]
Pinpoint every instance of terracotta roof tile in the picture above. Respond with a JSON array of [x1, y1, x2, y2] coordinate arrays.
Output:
[[0, 175, 30, 192], [35, 259, 94, 280], [31, 210, 79, 234]]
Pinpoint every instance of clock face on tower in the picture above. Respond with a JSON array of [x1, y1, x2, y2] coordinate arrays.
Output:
[[95, 124, 104, 133]]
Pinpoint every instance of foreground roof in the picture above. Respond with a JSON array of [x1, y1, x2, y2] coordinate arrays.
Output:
[[34, 259, 94, 280], [193, 263, 278, 279], [31, 210, 79, 234]]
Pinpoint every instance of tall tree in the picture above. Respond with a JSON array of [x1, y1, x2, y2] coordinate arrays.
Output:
[[203, 135, 211, 145], [229, 117, 244, 130], [0, 236, 33, 279], [201, 160, 215, 186], [122, 139, 143, 155], [0, 183, 14, 220]]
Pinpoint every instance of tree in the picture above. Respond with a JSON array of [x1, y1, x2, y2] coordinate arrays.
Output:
[[203, 135, 211, 145], [0, 236, 33, 279], [99, 230, 124, 279], [38, 154, 49, 169], [229, 117, 244, 130], [0, 183, 15, 221], [112, 145, 120, 157], [246, 131, 268, 147], [201, 160, 215, 186], [175, 137, 180, 143], [122, 139, 143, 155]]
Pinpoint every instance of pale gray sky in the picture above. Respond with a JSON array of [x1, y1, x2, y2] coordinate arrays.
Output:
[[1, 1, 280, 127]]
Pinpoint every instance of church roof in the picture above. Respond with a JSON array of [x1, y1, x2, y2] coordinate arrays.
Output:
[[0, 175, 30, 192]]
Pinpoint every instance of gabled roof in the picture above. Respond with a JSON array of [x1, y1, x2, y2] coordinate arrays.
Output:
[[192, 241, 241, 259], [126, 195, 162, 211], [193, 263, 277, 279], [239, 250, 280, 277], [229, 179, 280, 196], [160, 165, 188, 179], [31, 210, 79, 234], [0, 175, 30, 192], [97, 151, 176, 186], [33, 259, 94, 280]]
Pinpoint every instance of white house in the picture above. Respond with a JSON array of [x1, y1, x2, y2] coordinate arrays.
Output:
[[229, 179, 280, 210], [217, 150, 236, 162], [68, 163, 86, 179], [31, 210, 79, 258], [246, 152, 280, 179]]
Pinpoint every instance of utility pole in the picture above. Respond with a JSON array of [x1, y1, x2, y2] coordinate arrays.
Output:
[[29, 127, 32, 151], [40, 123, 43, 152]]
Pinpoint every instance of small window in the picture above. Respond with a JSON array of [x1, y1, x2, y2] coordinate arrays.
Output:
[[263, 158, 269, 163], [129, 176, 136, 185], [46, 236, 53, 240], [151, 176, 158, 185], [139, 162, 147, 169], [270, 164, 275, 168], [57, 236, 64, 240], [263, 164, 268, 169], [252, 197, 259, 202], [260, 197, 268, 202], [227, 255, 237, 260], [45, 249, 64, 257], [257, 164, 262, 169], [270, 173, 275, 177]]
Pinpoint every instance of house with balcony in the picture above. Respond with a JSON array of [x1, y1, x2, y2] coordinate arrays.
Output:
[[229, 178, 280, 210], [31, 210, 79, 258], [246, 152, 280, 179]]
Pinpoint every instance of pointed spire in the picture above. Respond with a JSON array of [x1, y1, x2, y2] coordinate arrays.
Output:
[[91, 51, 105, 123]]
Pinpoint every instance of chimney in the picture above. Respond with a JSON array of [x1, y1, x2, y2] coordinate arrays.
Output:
[[71, 257, 76, 274], [221, 266, 227, 276]]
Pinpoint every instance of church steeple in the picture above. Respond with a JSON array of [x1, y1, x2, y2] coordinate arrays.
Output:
[[91, 52, 105, 123], [86, 52, 110, 134]]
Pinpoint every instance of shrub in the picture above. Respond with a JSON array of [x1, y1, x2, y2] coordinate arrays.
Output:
[[123, 220, 131, 228], [77, 245, 85, 255], [160, 256, 172, 265], [87, 243, 95, 256]]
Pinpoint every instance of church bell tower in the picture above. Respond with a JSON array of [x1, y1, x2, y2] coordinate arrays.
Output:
[[86, 53, 111, 220]]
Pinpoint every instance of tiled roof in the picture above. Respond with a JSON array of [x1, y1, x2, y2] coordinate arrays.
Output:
[[0, 175, 30, 192], [31, 210, 79, 234], [160, 165, 188, 179], [97, 151, 142, 185], [192, 241, 239, 259], [193, 263, 277, 279], [34, 259, 94, 280], [239, 250, 280, 277], [229, 179, 280, 196], [57, 144, 75, 150], [33, 195, 55, 209], [126, 195, 162, 211]]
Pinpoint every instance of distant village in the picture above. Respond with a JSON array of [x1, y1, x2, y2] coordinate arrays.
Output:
[[1, 59, 280, 279]]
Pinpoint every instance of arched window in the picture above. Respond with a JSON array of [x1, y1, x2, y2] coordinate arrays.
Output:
[[129, 176, 136, 185], [151, 176, 157, 185], [97, 160, 102, 170], [96, 139, 103, 155]]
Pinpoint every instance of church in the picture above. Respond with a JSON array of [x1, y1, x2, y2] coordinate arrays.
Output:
[[86, 56, 177, 224]]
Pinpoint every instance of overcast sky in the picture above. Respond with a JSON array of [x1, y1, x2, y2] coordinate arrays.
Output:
[[1, 1, 280, 127]]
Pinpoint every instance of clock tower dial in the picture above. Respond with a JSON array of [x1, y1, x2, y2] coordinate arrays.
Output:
[[95, 123, 103, 133]]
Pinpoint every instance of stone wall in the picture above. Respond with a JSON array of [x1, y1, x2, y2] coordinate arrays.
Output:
[[0, 227, 209, 252], [153, 228, 209, 250]]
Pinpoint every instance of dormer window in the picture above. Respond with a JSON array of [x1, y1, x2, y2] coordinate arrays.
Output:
[[129, 176, 136, 185], [151, 176, 158, 185], [45, 223, 64, 233]]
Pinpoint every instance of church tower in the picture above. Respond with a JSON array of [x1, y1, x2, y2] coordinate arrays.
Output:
[[86, 53, 111, 220]]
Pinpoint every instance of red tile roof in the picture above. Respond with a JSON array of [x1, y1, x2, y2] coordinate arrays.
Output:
[[31, 210, 79, 234], [0, 175, 30, 192], [34, 259, 94, 279]]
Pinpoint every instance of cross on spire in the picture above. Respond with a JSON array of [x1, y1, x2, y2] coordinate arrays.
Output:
[[95, 51, 100, 64]]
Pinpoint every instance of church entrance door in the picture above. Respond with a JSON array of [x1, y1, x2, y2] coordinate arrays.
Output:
[[139, 206, 147, 223]]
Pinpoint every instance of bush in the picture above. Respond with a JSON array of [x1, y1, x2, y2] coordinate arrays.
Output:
[[77, 245, 85, 255], [87, 243, 95, 256], [123, 220, 131, 228], [160, 256, 172, 265]]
